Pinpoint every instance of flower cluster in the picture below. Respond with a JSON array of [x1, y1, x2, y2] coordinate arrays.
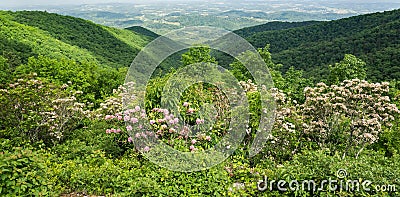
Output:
[[0, 74, 89, 144], [239, 79, 258, 93], [44, 94, 89, 140], [106, 128, 121, 134], [243, 79, 399, 159], [263, 88, 303, 159], [95, 82, 136, 119], [104, 101, 214, 153], [303, 80, 399, 147]]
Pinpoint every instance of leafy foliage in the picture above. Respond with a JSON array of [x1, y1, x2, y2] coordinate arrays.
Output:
[[0, 142, 61, 196], [181, 46, 218, 66], [328, 54, 367, 85], [15, 55, 124, 105], [0, 56, 12, 87], [0, 35, 37, 68]]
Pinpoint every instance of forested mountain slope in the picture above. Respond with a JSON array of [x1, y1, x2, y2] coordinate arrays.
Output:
[[238, 9, 400, 81], [0, 10, 154, 106], [0, 11, 152, 69]]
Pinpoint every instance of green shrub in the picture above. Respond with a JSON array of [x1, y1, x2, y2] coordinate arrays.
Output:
[[373, 126, 400, 157], [0, 145, 61, 196], [60, 120, 131, 158], [15, 55, 125, 106], [252, 150, 400, 196], [0, 75, 87, 145], [51, 150, 232, 196]]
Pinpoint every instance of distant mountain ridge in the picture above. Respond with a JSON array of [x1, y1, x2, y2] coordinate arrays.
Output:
[[220, 10, 355, 22], [236, 9, 400, 81], [218, 10, 269, 18], [234, 21, 323, 38]]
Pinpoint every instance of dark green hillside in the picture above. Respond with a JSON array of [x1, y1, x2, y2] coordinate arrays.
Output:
[[11, 11, 148, 68], [0, 11, 99, 64], [240, 9, 400, 81], [0, 10, 152, 105], [126, 26, 160, 39], [234, 21, 322, 38], [273, 19, 400, 80], [0, 35, 37, 68], [246, 9, 400, 51]]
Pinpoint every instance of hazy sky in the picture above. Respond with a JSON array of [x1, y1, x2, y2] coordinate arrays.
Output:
[[2, 0, 400, 8]]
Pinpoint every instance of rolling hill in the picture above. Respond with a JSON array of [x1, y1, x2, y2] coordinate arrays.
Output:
[[0, 10, 156, 106], [0, 11, 152, 69], [236, 9, 400, 81]]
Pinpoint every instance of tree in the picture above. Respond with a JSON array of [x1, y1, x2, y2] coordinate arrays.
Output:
[[282, 66, 313, 103], [181, 45, 217, 66], [0, 56, 12, 88], [230, 45, 285, 89], [328, 54, 367, 85]]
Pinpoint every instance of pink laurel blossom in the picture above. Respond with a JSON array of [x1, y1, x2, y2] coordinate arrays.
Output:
[[205, 136, 212, 141], [126, 125, 133, 131], [143, 146, 150, 152], [130, 117, 139, 124], [187, 108, 195, 114]]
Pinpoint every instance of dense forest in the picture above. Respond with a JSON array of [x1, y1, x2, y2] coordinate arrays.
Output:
[[1, 10, 400, 196], [237, 9, 400, 81], [234, 21, 323, 38]]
